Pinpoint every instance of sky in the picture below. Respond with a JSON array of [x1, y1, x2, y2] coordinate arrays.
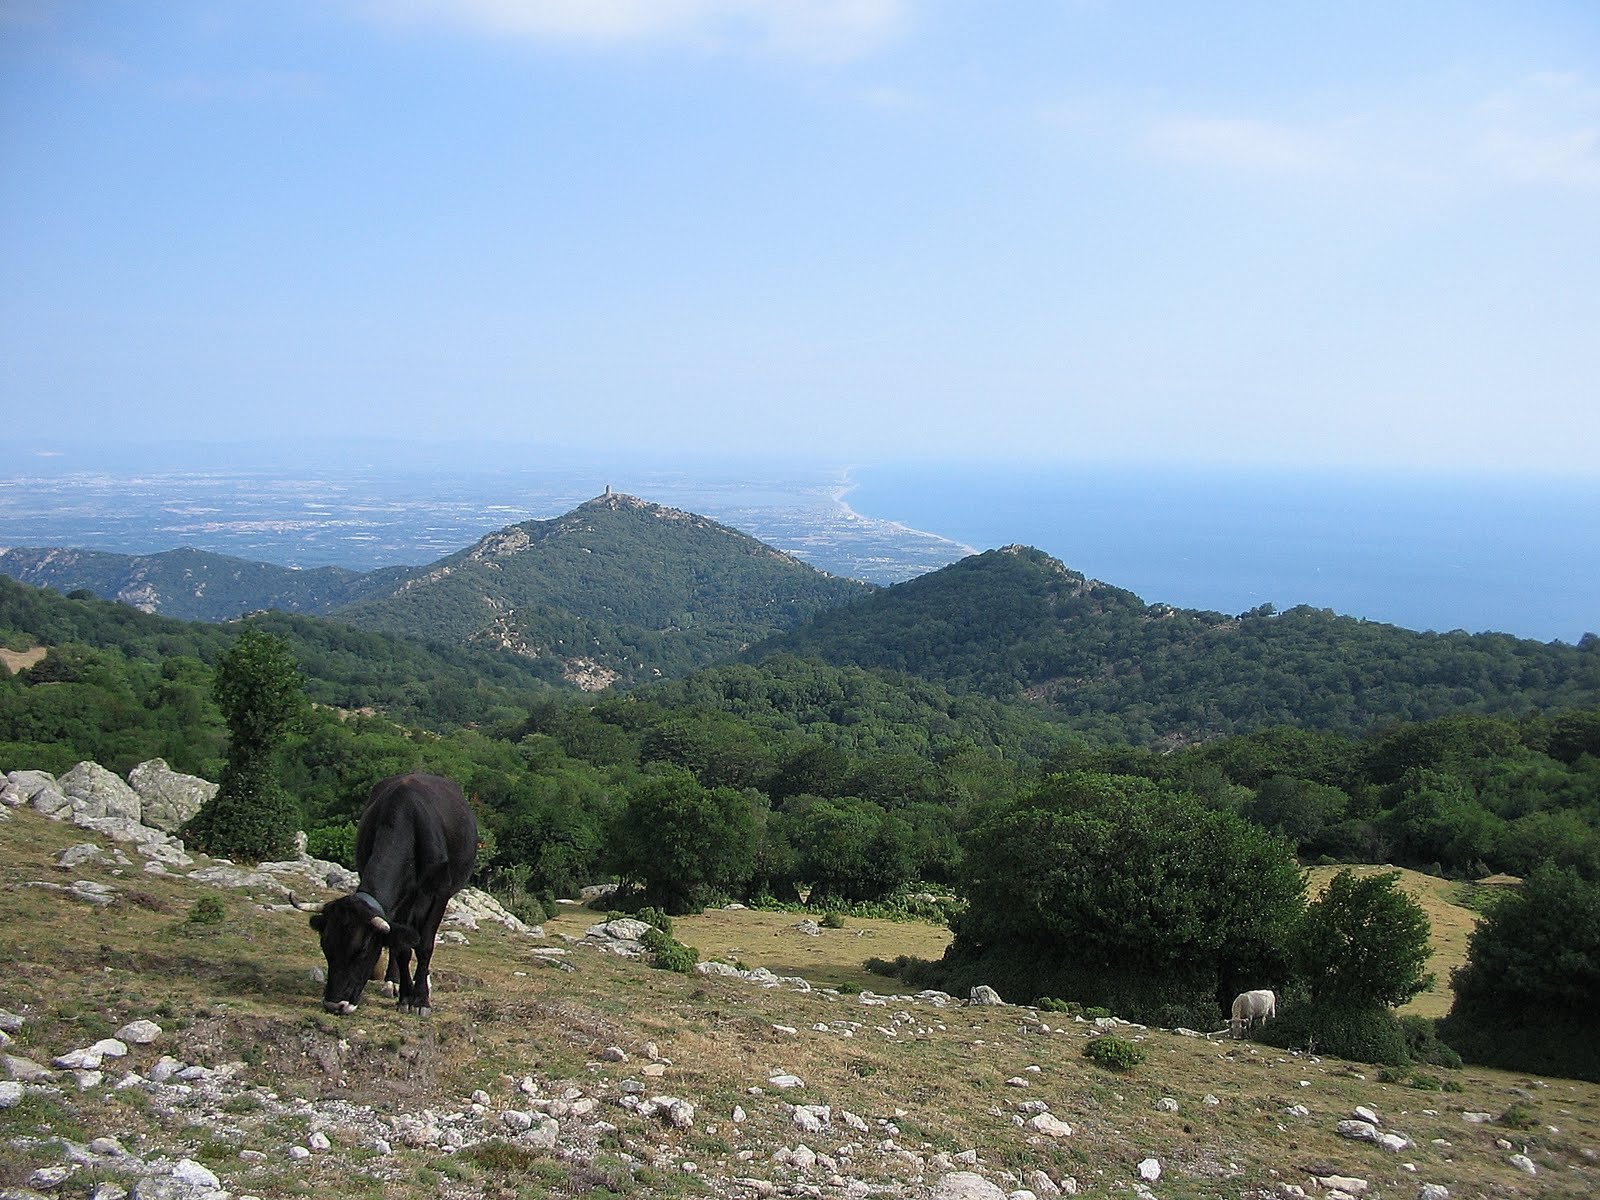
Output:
[[3, 1, 1599, 473]]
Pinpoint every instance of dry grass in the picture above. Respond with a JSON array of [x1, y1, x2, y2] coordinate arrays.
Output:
[[0, 646, 46, 675], [3, 810, 1595, 1200], [542, 904, 954, 992]]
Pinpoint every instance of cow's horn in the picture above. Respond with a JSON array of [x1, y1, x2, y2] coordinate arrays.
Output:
[[370, 915, 391, 933]]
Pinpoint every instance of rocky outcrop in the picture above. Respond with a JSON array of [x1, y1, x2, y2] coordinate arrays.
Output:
[[128, 758, 217, 832]]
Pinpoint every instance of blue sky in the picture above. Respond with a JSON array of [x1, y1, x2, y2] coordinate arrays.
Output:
[[3, 1, 1598, 472]]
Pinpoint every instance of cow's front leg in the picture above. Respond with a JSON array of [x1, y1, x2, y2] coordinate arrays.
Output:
[[388, 943, 416, 1008], [398, 897, 451, 1015]]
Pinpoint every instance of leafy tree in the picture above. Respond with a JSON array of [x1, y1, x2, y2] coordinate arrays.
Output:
[[1243, 776, 1349, 851], [793, 795, 916, 904], [945, 772, 1304, 1025], [1439, 866, 1600, 1081], [183, 626, 308, 860], [609, 772, 756, 913], [1295, 870, 1433, 1008]]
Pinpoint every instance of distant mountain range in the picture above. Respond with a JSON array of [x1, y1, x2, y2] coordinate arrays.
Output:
[[5, 492, 1597, 740]]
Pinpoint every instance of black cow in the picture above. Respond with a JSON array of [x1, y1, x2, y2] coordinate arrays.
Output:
[[309, 773, 477, 1016]]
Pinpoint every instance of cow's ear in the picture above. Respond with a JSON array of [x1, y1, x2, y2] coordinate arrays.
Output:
[[309, 913, 326, 932], [390, 923, 421, 949]]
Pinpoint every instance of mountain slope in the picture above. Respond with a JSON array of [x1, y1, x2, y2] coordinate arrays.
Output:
[[334, 492, 869, 688], [0, 545, 407, 621], [753, 545, 1600, 743]]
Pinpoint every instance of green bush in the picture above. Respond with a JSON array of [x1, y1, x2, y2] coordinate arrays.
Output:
[[1400, 1015, 1463, 1069], [1083, 1006, 1113, 1020], [1500, 1102, 1540, 1130], [1256, 1000, 1407, 1066], [187, 895, 226, 926], [821, 911, 846, 929], [305, 822, 358, 868], [1082, 1036, 1145, 1071], [641, 926, 698, 974], [635, 906, 674, 937]]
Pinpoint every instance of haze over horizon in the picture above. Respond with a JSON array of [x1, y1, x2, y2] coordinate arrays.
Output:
[[4, 2, 1598, 475]]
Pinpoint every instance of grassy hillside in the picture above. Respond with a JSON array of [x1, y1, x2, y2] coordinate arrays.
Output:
[[336, 493, 868, 688], [3, 806, 1596, 1200], [755, 545, 1600, 744]]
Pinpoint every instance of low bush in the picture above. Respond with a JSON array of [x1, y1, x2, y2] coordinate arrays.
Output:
[[1256, 1000, 1407, 1066], [1400, 1015, 1463, 1069], [187, 895, 226, 926], [821, 911, 846, 929], [1082, 1036, 1145, 1071], [304, 822, 357, 868], [641, 926, 698, 974]]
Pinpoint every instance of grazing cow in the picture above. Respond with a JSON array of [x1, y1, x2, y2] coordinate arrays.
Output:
[[309, 773, 477, 1016], [1231, 989, 1277, 1038]]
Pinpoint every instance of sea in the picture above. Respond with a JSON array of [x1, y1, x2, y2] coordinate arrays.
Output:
[[2, 441, 1596, 645], [841, 463, 1600, 645]]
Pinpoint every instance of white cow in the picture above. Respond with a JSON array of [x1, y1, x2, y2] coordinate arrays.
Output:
[[1230, 989, 1277, 1038]]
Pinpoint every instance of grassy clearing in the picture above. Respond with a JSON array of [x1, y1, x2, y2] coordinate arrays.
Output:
[[3, 810, 1595, 1199], [541, 904, 954, 992]]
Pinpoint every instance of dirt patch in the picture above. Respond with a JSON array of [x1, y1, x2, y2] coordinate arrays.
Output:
[[0, 646, 46, 675]]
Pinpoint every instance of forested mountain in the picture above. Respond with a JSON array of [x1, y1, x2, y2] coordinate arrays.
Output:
[[752, 545, 1600, 744], [332, 492, 868, 688], [0, 546, 408, 621]]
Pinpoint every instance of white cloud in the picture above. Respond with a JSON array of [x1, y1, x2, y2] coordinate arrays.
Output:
[[1145, 115, 1345, 178], [369, 0, 908, 59], [1477, 73, 1600, 190]]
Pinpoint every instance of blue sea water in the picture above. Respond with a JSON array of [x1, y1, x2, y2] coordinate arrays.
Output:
[[843, 464, 1600, 644]]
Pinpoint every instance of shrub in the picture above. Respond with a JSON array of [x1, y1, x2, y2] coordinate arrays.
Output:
[[641, 926, 698, 974], [305, 822, 358, 868], [1400, 1015, 1463, 1069], [1256, 1000, 1408, 1066], [635, 906, 674, 937], [1082, 1036, 1145, 1071], [821, 911, 846, 929], [187, 895, 226, 926], [1500, 1102, 1540, 1130], [1083, 1006, 1113, 1020]]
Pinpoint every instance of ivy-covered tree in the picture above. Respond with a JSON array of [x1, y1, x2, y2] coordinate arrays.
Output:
[[182, 626, 307, 860]]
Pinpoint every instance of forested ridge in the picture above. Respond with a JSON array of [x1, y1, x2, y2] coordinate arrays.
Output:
[[0, 545, 408, 622], [753, 545, 1600, 743]]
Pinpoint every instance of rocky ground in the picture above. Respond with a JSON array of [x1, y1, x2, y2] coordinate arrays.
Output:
[[3, 762, 1598, 1200]]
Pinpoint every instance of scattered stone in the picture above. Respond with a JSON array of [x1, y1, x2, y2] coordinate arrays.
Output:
[[0, 1080, 23, 1108], [1337, 1119, 1380, 1144], [1508, 1154, 1537, 1176], [793, 1105, 831, 1133], [969, 985, 1004, 1006], [768, 1074, 804, 1090], [1025, 1113, 1073, 1138], [1285, 1104, 1310, 1118], [1461, 1111, 1494, 1123], [933, 1172, 1008, 1200], [1203, 1093, 1220, 1107], [1417, 1185, 1449, 1200], [1155, 1097, 1179, 1112], [114, 1020, 162, 1045], [1137, 1158, 1161, 1182], [1314, 1176, 1369, 1195]]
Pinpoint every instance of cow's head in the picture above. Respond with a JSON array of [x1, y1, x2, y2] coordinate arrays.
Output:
[[309, 894, 419, 1014]]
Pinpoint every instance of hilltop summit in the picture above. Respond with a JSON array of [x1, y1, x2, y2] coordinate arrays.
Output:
[[334, 494, 867, 689]]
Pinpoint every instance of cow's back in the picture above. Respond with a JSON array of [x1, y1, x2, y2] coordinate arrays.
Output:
[[355, 773, 477, 899]]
